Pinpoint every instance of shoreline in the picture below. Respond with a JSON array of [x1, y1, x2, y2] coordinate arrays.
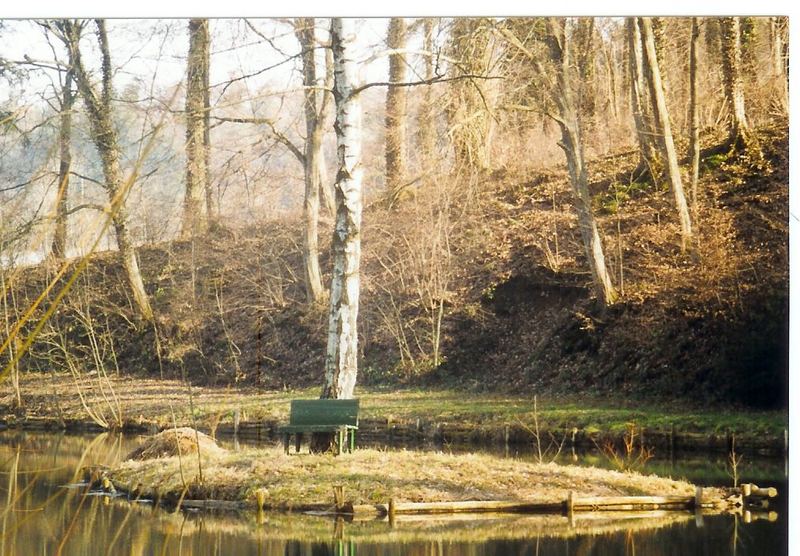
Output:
[[93, 444, 744, 518], [0, 372, 787, 456]]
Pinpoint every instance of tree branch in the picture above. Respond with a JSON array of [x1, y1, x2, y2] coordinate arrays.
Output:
[[352, 73, 502, 95], [212, 116, 305, 164]]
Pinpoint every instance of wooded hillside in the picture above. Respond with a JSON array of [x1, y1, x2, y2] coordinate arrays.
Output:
[[0, 17, 789, 409]]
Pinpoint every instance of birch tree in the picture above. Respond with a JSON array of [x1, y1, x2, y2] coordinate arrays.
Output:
[[385, 17, 408, 198], [55, 19, 154, 321], [321, 17, 363, 400], [639, 17, 692, 250], [183, 18, 210, 237]]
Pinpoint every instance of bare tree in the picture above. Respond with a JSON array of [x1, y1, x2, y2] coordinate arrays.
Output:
[[625, 17, 659, 179], [417, 18, 437, 166], [183, 19, 210, 238], [385, 18, 408, 199], [446, 18, 494, 172], [56, 19, 154, 321], [639, 17, 692, 251], [321, 17, 363, 400], [294, 18, 330, 304], [499, 18, 617, 305], [720, 17, 750, 149], [51, 67, 74, 259], [689, 17, 701, 219]]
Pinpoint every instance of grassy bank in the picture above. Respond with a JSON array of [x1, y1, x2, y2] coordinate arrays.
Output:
[[0, 372, 785, 450], [108, 443, 707, 510]]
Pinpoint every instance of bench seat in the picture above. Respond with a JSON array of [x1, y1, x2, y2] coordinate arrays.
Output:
[[278, 399, 359, 455]]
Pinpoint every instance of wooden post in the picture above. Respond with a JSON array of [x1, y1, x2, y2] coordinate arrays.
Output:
[[741, 483, 752, 497], [669, 423, 676, 460], [388, 498, 396, 526], [567, 491, 575, 527], [694, 486, 703, 509], [333, 485, 344, 512]]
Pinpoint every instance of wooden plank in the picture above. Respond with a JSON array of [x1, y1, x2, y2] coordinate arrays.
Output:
[[572, 496, 694, 508], [388, 500, 564, 515]]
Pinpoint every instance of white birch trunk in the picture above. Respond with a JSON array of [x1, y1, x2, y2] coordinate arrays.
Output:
[[322, 18, 363, 400]]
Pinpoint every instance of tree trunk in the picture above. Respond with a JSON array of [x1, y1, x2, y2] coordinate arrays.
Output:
[[385, 17, 408, 198], [446, 18, 493, 172], [62, 19, 153, 321], [319, 47, 336, 217], [720, 17, 749, 149], [689, 18, 701, 219], [295, 17, 326, 304], [548, 19, 617, 306], [322, 17, 363, 401], [625, 18, 660, 179], [51, 69, 74, 259], [639, 17, 692, 251], [601, 38, 619, 123], [183, 19, 210, 238], [202, 21, 213, 223], [417, 18, 437, 165]]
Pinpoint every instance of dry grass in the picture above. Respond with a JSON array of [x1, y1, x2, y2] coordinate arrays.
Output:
[[125, 427, 225, 461], [109, 445, 705, 508]]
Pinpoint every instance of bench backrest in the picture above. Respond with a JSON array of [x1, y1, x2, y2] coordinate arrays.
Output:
[[288, 399, 359, 427]]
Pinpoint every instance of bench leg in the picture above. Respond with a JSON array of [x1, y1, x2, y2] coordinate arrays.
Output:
[[349, 430, 355, 453], [336, 430, 343, 456], [283, 433, 290, 455], [295, 433, 303, 454]]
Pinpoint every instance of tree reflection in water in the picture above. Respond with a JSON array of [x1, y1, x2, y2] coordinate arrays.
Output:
[[0, 432, 787, 555]]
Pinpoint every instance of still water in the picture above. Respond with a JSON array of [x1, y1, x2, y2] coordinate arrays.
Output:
[[0, 432, 787, 555]]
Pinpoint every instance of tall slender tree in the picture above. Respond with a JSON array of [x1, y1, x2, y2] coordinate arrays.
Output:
[[689, 17, 701, 219], [57, 19, 154, 321], [446, 18, 494, 171], [51, 67, 74, 259], [720, 17, 750, 149], [499, 18, 617, 305], [639, 17, 692, 250], [626, 17, 659, 179], [183, 18, 210, 237], [385, 18, 408, 199], [321, 17, 363, 401], [417, 18, 437, 166], [294, 18, 330, 304]]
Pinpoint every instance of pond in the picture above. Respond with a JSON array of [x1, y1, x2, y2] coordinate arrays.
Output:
[[0, 431, 787, 555]]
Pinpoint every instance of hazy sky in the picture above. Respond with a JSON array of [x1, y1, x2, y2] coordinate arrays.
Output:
[[0, 18, 395, 111]]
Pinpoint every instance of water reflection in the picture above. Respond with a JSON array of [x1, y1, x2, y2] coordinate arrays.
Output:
[[0, 432, 787, 555]]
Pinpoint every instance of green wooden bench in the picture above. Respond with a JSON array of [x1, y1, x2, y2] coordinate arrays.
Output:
[[277, 399, 359, 455]]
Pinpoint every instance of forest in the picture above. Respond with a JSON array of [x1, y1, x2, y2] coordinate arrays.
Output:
[[0, 16, 789, 414]]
